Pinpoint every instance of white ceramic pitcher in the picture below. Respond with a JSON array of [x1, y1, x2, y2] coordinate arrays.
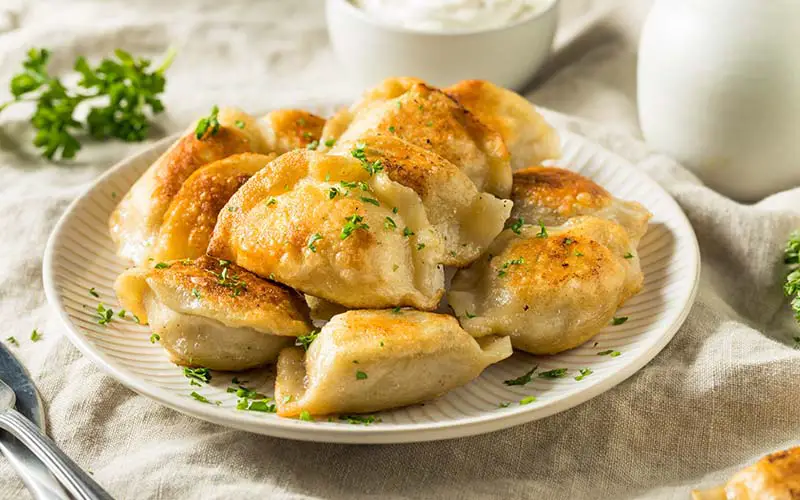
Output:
[[638, 0, 800, 201]]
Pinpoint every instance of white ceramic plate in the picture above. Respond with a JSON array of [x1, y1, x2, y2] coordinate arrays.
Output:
[[43, 129, 700, 444]]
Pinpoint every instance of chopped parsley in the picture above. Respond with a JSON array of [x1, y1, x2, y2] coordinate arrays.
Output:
[[324, 138, 336, 147], [283, 395, 292, 404], [498, 402, 511, 408], [96, 303, 114, 325], [536, 220, 548, 238], [328, 187, 340, 199], [194, 105, 220, 139], [154, 262, 170, 269], [574, 368, 593, 381], [339, 415, 380, 425], [563, 238, 574, 246], [426, 121, 433, 127], [402, 227, 414, 238], [384, 217, 397, 230], [360, 196, 380, 206], [392, 307, 401, 314], [388, 125, 396, 133], [192, 288, 201, 299], [5, 336, 18, 347], [574, 250, 584, 257], [356, 371, 368, 380], [238, 398, 277, 413], [340, 214, 369, 240], [538, 368, 568, 379], [190, 391, 219, 405], [598, 349, 621, 357], [234, 120, 245, 129], [351, 143, 383, 176], [509, 218, 524, 235], [299, 410, 313, 422], [266, 197, 277, 206], [497, 257, 525, 277], [624, 252, 634, 259], [132, 314, 141, 324], [503, 365, 537, 386], [416, 243, 425, 251], [519, 396, 536, 405], [307, 233, 323, 252], [209, 266, 247, 297], [149, 333, 160, 343], [306, 140, 319, 151], [465, 311, 476, 319], [183, 366, 212, 384], [392, 207, 398, 214], [88, 287, 99, 298], [29, 329, 42, 342], [612, 316, 629, 325], [295, 329, 320, 350]]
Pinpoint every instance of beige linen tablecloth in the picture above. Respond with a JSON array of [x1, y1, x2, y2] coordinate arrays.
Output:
[[1, 1, 799, 498]]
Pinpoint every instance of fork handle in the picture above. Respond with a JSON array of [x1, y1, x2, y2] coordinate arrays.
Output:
[[0, 408, 113, 500]]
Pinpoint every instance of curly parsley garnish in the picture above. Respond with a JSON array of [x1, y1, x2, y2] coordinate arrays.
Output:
[[194, 105, 220, 139], [341, 214, 369, 240], [497, 257, 525, 277], [503, 365, 537, 386], [0, 47, 174, 160]]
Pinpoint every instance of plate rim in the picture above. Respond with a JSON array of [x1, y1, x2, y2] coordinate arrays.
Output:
[[42, 130, 701, 444]]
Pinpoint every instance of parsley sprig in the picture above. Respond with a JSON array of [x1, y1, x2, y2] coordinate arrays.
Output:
[[1, 47, 175, 160], [784, 231, 800, 324]]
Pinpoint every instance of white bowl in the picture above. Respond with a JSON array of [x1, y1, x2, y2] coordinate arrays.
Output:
[[325, 0, 560, 91]]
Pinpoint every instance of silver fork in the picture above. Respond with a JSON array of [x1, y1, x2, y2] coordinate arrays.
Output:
[[0, 378, 113, 500]]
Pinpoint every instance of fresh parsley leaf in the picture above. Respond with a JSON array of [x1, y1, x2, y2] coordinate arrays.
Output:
[[388, 125, 396, 133], [538, 368, 568, 379], [356, 371, 368, 380], [194, 105, 220, 139], [149, 333, 160, 343], [510, 218, 524, 235], [402, 227, 414, 238], [574, 368, 593, 381], [340, 214, 369, 240], [154, 262, 170, 269], [384, 216, 397, 230], [612, 316, 629, 325], [503, 365, 537, 386], [299, 410, 313, 422], [88, 287, 99, 298], [238, 399, 277, 413], [295, 329, 320, 350], [307, 233, 323, 252], [117, 309, 126, 318], [624, 252, 634, 259], [183, 366, 212, 384], [324, 138, 336, 147], [519, 396, 536, 405]]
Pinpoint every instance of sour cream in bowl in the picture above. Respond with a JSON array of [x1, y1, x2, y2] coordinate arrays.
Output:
[[326, 0, 559, 90]]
